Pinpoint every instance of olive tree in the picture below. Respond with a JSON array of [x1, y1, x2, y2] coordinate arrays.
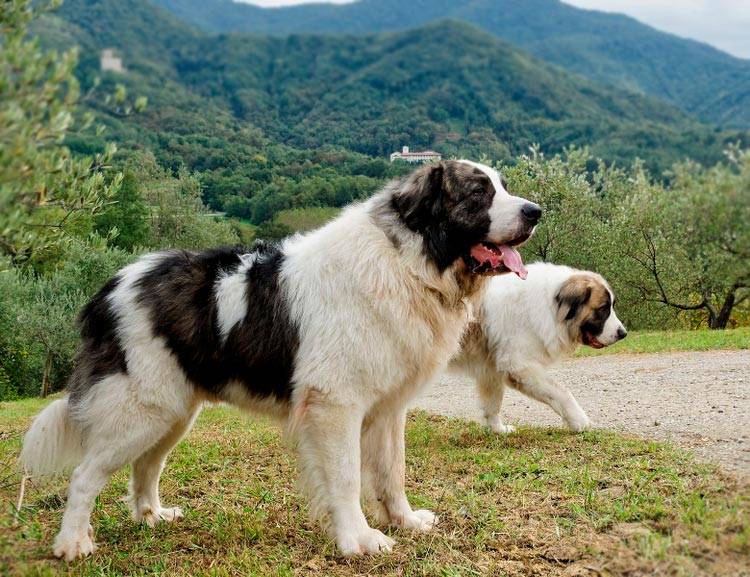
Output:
[[499, 147, 605, 268], [611, 147, 749, 329], [498, 147, 749, 330], [0, 0, 121, 269]]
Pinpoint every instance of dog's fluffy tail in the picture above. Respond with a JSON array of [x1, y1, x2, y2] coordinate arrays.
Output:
[[20, 396, 84, 476]]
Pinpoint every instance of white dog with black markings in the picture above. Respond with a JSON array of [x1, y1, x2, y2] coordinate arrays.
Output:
[[21, 160, 540, 559], [451, 263, 626, 434]]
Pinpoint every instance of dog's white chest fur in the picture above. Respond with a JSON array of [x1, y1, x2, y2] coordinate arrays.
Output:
[[282, 203, 474, 408]]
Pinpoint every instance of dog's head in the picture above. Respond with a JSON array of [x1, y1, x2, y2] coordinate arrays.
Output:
[[555, 273, 627, 348], [391, 160, 540, 277]]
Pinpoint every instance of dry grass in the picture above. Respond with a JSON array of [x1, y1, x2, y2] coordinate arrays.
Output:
[[1, 398, 748, 576]]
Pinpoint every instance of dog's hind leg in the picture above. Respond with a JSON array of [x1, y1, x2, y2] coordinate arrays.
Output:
[[509, 367, 591, 432], [476, 371, 515, 434], [54, 422, 174, 561], [361, 404, 437, 532], [52, 451, 113, 561], [54, 374, 193, 561], [127, 403, 202, 527]]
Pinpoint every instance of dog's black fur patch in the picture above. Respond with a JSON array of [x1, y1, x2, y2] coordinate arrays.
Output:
[[68, 243, 298, 405], [69, 276, 128, 404], [557, 285, 592, 321], [556, 275, 613, 339], [391, 162, 494, 272], [580, 291, 612, 338], [223, 246, 299, 400], [135, 243, 298, 402]]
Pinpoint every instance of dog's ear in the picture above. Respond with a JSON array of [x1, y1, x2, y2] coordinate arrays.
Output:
[[556, 276, 592, 321], [392, 163, 445, 232]]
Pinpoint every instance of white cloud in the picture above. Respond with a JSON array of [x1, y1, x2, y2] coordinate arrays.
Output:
[[237, 0, 750, 59], [563, 0, 750, 58]]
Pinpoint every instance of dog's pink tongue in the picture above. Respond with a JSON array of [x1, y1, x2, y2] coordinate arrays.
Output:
[[499, 245, 528, 280]]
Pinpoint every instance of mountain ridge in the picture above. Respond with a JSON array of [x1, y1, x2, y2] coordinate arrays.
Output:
[[43, 0, 747, 172], [150, 0, 750, 129]]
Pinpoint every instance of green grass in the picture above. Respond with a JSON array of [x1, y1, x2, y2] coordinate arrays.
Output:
[[275, 207, 341, 232], [1, 400, 748, 576], [576, 326, 750, 356], [228, 218, 258, 245]]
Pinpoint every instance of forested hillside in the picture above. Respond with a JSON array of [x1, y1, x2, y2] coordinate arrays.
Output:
[[38, 0, 406, 223], [174, 20, 733, 167], [152, 0, 750, 129], [40, 0, 747, 221]]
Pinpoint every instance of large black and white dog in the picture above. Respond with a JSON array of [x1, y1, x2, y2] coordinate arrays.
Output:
[[21, 160, 540, 559]]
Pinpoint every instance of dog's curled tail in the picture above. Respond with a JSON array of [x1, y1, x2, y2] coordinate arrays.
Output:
[[20, 396, 84, 476]]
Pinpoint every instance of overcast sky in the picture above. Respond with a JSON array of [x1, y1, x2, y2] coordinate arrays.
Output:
[[238, 0, 750, 59]]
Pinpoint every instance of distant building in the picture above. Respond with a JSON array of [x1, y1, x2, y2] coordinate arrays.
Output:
[[390, 146, 442, 163], [100, 49, 124, 72]]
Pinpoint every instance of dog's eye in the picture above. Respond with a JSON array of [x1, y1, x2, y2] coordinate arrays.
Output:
[[472, 185, 490, 198]]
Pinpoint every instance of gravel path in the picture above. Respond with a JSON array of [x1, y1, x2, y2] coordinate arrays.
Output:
[[413, 350, 750, 475]]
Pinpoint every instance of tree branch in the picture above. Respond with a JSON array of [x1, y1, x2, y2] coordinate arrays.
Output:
[[638, 231, 707, 312]]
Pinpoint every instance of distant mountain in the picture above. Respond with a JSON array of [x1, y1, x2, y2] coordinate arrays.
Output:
[[172, 20, 740, 168], [43, 0, 745, 173], [151, 0, 750, 129]]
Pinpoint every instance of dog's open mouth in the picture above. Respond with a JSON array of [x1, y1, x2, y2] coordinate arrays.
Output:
[[467, 242, 528, 279], [582, 332, 605, 349]]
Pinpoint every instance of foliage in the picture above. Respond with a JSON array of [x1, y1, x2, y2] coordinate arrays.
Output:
[[0, 244, 135, 399], [505, 147, 750, 330], [139, 165, 239, 250], [255, 220, 293, 242], [0, 154, 241, 400], [254, 208, 342, 241], [41, 0, 747, 200], [152, 0, 750, 129], [0, 1, 239, 400], [228, 218, 257, 246], [275, 207, 340, 232], [503, 147, 604, 267], [609, 147, 750, 329], [0, 0, 121, 270], [229, 175, 379, 225], [94, 170, 150, 250], [171, 20, 740, 172]]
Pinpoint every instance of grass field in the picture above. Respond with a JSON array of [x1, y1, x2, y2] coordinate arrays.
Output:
[[274, 207, 341, 232], [1, 399, 748, 576], [575, 326, 750, 356]]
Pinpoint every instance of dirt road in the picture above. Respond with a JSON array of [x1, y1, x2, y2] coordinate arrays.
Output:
[[414, 350, 750, 475]]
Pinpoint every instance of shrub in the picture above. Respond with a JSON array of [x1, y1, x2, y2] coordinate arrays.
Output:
[[0, 244, 135, 400]]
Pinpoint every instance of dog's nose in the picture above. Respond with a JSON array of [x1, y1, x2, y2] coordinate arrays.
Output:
[[521, 202, 542, 224], [617, 327, 628, 340]]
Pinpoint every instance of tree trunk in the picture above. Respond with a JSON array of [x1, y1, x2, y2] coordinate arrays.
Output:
[[708, 291, 736, 330], [41, 352, 52, 398]]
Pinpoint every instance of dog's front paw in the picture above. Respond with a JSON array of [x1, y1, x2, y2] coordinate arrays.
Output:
[[398, 509, 438, 532], [565, 412, 592, 432], [337, 527, 396, 556], [53, 525, 96, 561]]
